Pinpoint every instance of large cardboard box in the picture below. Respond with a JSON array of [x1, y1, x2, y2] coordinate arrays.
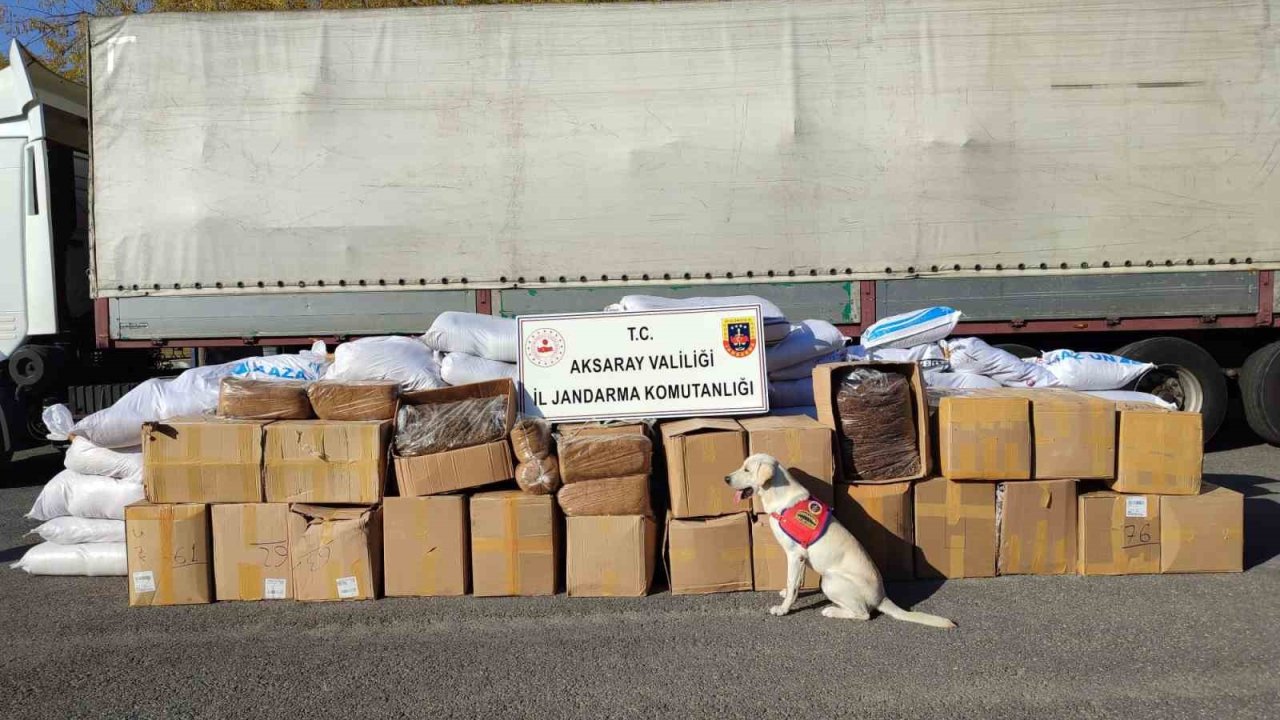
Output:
[[383, 496, 471, 596], [142, 417, 267, 503], [287, 504, 383, 601], [470, 491, 561, 597], [264, 420, 390, 503], [125, 502, 212, 606], [1112, 403, 1202, 495], [665, 512, 752, 594], [1011, 389, 1115, 479], [566, 515, 657, 597], [1077, 490, 1160, 575], [913, 477, 996, 579], [834, 481, 914, 581], [740, 415, 835, 514], [996, 480, 1077, 575], [661, 419, 748, 519], [1160, 483, 1243, 574], [751, 515, 820, 591], [394, 379, 517, 496], [936, 393, 1031, 480], [211, 503, 292, 601], [814, 362, 930, 484]]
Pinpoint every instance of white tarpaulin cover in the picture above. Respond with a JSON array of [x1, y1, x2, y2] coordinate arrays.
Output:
[[90, 1, 1280, 297]]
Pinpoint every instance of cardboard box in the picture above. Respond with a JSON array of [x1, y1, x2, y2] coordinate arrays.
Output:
[[1160, 483, 1243, 574], [265, 420, 390, 503], [211, 503, 292, 601], [834, 481, 914, 581], [661, 418, 748, 519], [142, 417, 267, 503], [740, 415, 835, 514], [470, 490, 561, 597], [913, 477, 996, 579], [1015, 389, 1115, 479], [125, 502, 212, 606], [383, 496, 471, 596], [1077, 490, 1160, 575], [665, 512, 752, 594], [394, 379, 517, 496], [751, 515, 821, 591], [936, 393, 1031, 480], [1113, 403, 1203, 495], [996, 480, 1076, 575], [814, 362, 931, 484], [566, 515, 657, 597], [556, 422, 648, 438], [287, 504, 383, 601]]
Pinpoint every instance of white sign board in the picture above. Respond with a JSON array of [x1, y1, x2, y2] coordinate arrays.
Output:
[[517, 306, 768, 422]]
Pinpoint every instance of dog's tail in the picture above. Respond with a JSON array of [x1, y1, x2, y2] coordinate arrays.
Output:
[[876, 598, 956, 629]]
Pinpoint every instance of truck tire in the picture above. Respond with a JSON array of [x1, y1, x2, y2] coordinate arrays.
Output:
[[7, 345, 62, 390], [993, 343, 1039, 360], [1241, 341, 1280, 445], [1113, 336, 1227, 442]]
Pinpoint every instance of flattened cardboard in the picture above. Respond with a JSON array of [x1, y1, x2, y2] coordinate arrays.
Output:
[[913, 477, 996, 579], [750, 515, 820, 591], [997, 480, 1076, 576], [211, 503, 292, 601], [1077, 490, 1160, 575], [665, 512, 752, 594], [126, 502, 212, 606], [813, 361, 931, 484], [394, 440, 515, 496], [937, 394, 1031, 480], [566, 515, 657, 597], [740, 415, 835, 514], [383, 496, 471, 596], [661, 418, 748, 519], [1010, 389, 1115, 479], [265, 420, 390, 503], [1113, 403, 1202, 495], [1160, 482, 1242, 574], [288, 504, 383, 601], [142, 417, 267, 503], [470, 490, 561, 597], [834, 481, 914, 581]]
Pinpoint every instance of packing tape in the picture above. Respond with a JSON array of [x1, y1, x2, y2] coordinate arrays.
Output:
[[322, 519, 340, 599], [420, 546, 439, 595], [157, 507, 174, 604], [238, 562, 264, 600], [1033, 519, 1050, 571], [504, 498, 519, 595], [600, 568, 619, 597]]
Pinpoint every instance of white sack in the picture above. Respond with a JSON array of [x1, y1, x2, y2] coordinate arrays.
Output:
[[326, 336, 446, 392], [768, 349, 846, 381], [861, 307, 961, 350], [225, 341, 329, 381], [606, 294, 791, 343], [1037, 350, 1155, 391], [947, 338, 1061, 388], [1083, 390, 1177, 410], [769, 405, 818, 420], [64, 437, 142, 479], [768, 378, 815, 408], [440, 352, 519, 385], [923, 371, 1003, 390], [29, 517, 126, 544], [26, 470, 144, 522], [421, 312, 519, 362], [11, 542, 127, 576], [868, 341, 951, 372], [766, 320, 847, 372]]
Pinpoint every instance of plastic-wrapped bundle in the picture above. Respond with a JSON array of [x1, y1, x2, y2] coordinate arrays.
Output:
[[515, 456, 562, 495], [307, 380, 399, 421], [28, 517, 126, 544], [558, 434, 653, 484], [421, 312, 519, 362], [217, 377, 313, 419], [510, 418, 552, 463], [835, 369, 921, 481], [326, 336, 445, 392], [26, 470, 144, 522], [556, 475, 652, 517], [64, 437, 142, 479], [10, 542, 127, 576], [394, 395, 508, 457]]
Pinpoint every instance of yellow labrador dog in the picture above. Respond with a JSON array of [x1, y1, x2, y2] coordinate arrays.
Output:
[[726, 453, 955, 628]]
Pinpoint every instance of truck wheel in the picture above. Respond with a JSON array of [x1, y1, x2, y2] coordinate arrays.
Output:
[[994, 343, 1039, 360], [1241, 341, 1280, 445], [1113, 337, 1227, 442]]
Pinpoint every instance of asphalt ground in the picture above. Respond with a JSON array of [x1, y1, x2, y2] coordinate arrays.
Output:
[[2, 418, 1278, 719]]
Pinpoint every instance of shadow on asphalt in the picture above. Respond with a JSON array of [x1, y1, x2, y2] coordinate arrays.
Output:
[[1203, 472, 1279, 570], [0, 542, 35, 564], [4, 448, 62, 489]]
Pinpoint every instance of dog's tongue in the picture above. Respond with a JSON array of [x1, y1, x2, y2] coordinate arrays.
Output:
[[734, 489, 747, 502]]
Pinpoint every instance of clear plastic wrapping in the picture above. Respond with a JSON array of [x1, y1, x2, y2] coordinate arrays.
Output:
[[555, 475, 652, 517], [394, 395, 508, 457], [515, 455, 562, 495], [217, 377, 314, 420], [510, 418, 553, 463], [307, 380, 400, 421], [835, 368, 921, 481], [557, 434, 653, 484]]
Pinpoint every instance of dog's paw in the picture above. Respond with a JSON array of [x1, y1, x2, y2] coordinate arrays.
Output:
[[768, 604, 789, 617], [778, 589, 788, 599]]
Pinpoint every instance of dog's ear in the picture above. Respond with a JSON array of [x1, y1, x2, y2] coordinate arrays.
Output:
[[753, 458, 776, 487]]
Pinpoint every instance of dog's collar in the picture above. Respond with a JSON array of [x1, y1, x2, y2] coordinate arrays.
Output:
[[771, 497, 832, 549]]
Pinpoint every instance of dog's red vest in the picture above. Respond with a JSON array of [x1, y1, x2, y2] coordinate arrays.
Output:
[[771, 498, 833, 549]]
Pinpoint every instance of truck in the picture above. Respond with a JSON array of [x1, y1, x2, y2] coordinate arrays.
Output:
[[3, 0, 1279, 464]]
